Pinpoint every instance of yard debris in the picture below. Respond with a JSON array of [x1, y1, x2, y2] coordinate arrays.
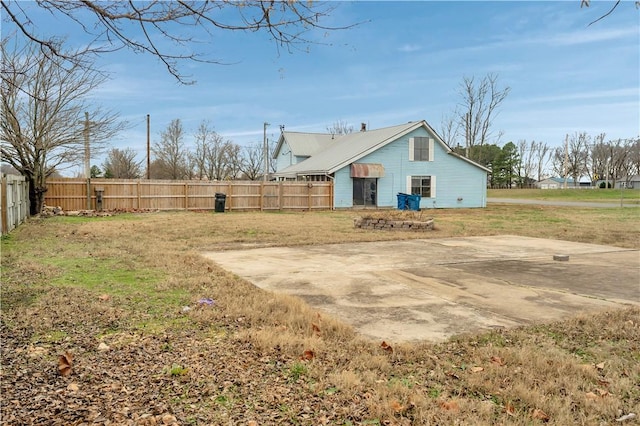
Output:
[[616, 413, 636, 422], [197, 298, 215, 306], [97, 342, 110, 351], [380, 341, 393, 353], [57, 351, 73, 376]]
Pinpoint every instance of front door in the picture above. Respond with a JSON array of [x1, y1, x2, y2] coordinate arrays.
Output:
[[353, 178, 377, 207]]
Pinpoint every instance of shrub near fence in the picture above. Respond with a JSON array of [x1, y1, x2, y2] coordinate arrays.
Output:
[[1, 174, 29, 234], [44, 179, 333, 212]]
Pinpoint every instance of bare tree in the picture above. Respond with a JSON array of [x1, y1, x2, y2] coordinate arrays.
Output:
[[226, 143, 243, 180], [2, 1, 353, 88], [239, 143, 265, 181], [102, 148, 143, 179], [456, 73, 510, 162], [326, 120, 354, 136], [0, 40, 124, 214], [151, 119, 188, 179], [202, 132, 236, 181], [534, 141, 552, 181], [581, 0, 640, 26], [552, 132, 590, 184], [517, 140, 552, 185], [439, 112, 462, 148]]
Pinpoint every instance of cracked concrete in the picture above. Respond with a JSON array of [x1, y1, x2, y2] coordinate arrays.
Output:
[[203, 235, 640, 342]]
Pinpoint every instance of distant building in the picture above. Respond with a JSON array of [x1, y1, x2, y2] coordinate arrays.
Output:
[[536, 177, 579, 189], [616, 175, 640, 190]]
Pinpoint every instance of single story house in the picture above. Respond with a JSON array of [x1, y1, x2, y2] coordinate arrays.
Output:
[[536, 177, 579, 189], [616, 175, 640, 190], [272, 120, 489, 209]]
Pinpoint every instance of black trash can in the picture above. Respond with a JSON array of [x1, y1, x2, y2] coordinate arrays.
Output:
[[214, 193, 226, 213]]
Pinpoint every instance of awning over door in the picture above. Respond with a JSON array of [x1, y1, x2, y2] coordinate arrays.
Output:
[[351, 163, 385, 178]]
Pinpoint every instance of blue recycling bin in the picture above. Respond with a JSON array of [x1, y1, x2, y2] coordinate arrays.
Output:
[[396, 193, 409, 210], [407, 194, 421, 211]]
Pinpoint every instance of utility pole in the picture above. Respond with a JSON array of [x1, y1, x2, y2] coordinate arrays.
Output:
[[146, 114, 151, 179], [563, 134, 569, 189], [84, 112, 91, 209], [263, 122, 270, 181]]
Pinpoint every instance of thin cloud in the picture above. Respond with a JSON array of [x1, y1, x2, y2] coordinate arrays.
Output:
[[398, 43, 421, 53]]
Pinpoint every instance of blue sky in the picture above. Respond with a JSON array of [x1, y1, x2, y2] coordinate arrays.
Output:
[[6, 1, 639, 174]]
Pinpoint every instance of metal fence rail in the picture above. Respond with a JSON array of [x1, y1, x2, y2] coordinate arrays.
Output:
[[44, 179, 333, 212]]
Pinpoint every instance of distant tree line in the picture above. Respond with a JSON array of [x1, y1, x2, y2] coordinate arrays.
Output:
[[91, 119, 274, 181], [452, 135, 639, 188]]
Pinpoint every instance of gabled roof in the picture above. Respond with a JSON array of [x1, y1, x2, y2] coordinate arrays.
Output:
[[540, 177, 576, 184], [273, 132, 335, 158], [274, 120, 490, 177]]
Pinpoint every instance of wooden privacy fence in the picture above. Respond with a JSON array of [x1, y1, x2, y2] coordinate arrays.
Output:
[[45, 179, 334, 212], [1, 174, 29, 234]]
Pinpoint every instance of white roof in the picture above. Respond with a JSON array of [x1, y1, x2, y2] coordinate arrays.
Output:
[[274, 132, 335, 158]]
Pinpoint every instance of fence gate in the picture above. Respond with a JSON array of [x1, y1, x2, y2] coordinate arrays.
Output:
[[1, 174, 29, 234]]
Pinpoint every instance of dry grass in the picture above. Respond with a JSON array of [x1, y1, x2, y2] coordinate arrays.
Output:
[[1, 206, 639, 425]]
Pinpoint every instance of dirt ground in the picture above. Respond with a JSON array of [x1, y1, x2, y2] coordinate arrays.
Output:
[[204, 235, 640, 342]]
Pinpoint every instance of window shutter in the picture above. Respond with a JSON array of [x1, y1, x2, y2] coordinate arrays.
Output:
[[408, 138, 414, 161], [406, 175, 412, 193], [429, 138, 434, 162], [431, 176, 436, 198]]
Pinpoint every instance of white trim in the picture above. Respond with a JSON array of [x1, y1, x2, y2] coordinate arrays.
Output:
[[428, 138, 434, 162], [408, 137, 415, 161], [406, 175, 412, 193], [431, 175, 436, 198]]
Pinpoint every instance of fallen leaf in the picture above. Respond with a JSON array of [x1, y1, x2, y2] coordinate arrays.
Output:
[[311, 323, 321, 335], [248, 421, 258, 426], [301, 350, 314, 361], [585, 392, 599, 400], [97, 342, 110, 351], [380, 341, 393, 353], [98, 294, 110, 301], [491, 356, 506, 366], [532, 408, 550, 422], [595, 362, 605, 370], [470, 366, 484, 373], [439, 400, 459, 412], [595, 388, 609, 397], [390, 400, 404, 413], [598, 379, 610, 387], [67, 383, 79, 392], [445, 370, 460, 380], [58, 351, 73, 376], [505, 402, 516, 416]]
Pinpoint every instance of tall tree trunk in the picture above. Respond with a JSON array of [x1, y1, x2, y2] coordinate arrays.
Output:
[[27, 175, 47, 215]]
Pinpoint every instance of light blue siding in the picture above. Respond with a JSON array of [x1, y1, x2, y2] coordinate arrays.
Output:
[[275, 141, 294, 171], [333, 127, 487, 208]]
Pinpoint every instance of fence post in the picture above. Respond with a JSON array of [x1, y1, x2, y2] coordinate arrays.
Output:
[[184, 182, 188, 210], [1, 174, 7, 235], [227, 181, 232, 211], [260, 182, 264, 211]]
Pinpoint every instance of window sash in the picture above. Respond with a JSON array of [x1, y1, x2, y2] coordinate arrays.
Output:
[[409, 137, 434, 162], [410, 175, 431, 197]]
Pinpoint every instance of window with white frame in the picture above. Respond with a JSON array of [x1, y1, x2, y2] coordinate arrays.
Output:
[[408, 175, 436, 198], [409, 137, 434, 161]]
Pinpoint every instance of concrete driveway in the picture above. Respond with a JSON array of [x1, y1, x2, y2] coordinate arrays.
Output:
[[203, 236, 640, 342]]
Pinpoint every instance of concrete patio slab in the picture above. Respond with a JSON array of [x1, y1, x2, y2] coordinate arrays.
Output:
[[202, 235, 640, 342]]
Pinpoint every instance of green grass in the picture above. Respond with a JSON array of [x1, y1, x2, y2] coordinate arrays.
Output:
[[488, 188, 640, 203]]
